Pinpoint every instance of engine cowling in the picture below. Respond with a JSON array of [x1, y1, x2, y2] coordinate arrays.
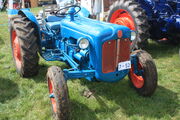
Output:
[[61, 16, 131, 82]]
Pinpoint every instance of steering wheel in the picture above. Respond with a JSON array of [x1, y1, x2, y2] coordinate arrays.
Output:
[[55, 5, 81, 17]]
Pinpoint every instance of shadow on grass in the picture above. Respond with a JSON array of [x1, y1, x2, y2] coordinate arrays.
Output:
[[70, 100, 98, 120], [27, 41, 179, 119], [80, 80, 178, 119], [24, 42, 179, 84], [0, 78, 19, 103], [31, 63, 68, 83], [144, 41, 180, 59]]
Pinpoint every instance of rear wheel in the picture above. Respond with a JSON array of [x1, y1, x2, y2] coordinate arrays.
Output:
[[47, 66, 69, 120], [10, 15, 39, 77], [107, 0, 150, 50], [129, 50, 158, 96]]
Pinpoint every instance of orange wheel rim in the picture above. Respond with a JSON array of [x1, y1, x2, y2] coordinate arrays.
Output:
[[48, 78, 57, 113], [110, 9, 135, 30], [12, 30, 22, 68], [110, 9, 136, 47], [130, 63, 144, 88]]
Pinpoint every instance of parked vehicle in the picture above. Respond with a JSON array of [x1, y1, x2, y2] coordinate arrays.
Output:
[[9, 2, 158, 120], [80, 0, 180, 48]]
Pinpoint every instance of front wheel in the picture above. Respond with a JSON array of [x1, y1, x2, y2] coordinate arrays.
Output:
[[47, 66, 70, 120], [129, 50, 158, 96]]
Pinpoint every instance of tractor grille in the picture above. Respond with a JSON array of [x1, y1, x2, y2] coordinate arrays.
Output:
[[102, 38, 130, 73]]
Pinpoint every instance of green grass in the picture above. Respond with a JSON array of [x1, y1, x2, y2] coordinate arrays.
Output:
[[0, 8, 180, 120]]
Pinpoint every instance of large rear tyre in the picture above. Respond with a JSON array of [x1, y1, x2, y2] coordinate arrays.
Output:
[[47, 66, 70, 120], [129, 50, 158, 96], [107, 0, 150, 50], [10, 15, 39, 77]]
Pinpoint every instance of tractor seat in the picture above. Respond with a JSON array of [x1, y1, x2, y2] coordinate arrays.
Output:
[[46, 22, 61, 30], [46, 15, 63, 22], [46, 15, 63, 30]]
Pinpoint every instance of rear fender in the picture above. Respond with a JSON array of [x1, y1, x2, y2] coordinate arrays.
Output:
[[18, 9, 39, 27], [18, 10, 42, 52]]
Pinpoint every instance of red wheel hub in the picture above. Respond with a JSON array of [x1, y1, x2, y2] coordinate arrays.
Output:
[[130, 63, 144, 88], [48, 78, 57, 113], [12, 30, 22, 68], [110, 9, 135, 30]]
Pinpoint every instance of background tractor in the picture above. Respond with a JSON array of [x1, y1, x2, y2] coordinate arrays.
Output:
[[80, 0, 180, 48], [9, 1, 158, 120]]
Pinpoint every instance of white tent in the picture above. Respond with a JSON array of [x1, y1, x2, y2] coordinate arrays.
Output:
[[0, 0, 3, 9]]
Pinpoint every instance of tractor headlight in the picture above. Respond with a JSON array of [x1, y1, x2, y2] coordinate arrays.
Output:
[[77, 38, 89, 49], [131, 31, 137, 41]]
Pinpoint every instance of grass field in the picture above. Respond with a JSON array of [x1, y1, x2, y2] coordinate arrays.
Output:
[[0, 8, 180, 120]]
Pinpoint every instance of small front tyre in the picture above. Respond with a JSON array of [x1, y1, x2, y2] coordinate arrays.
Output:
[[129, 50, 158, 96], [47, 66, 69, 120]]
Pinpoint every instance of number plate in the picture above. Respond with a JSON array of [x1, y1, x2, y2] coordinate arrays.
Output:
[[118, 61, 131, 71]]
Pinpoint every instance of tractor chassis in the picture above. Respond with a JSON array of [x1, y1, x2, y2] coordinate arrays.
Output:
[[41, 48, 141, 81]]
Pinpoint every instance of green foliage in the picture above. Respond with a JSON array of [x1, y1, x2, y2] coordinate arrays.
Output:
[[0, 8, 180, 120]]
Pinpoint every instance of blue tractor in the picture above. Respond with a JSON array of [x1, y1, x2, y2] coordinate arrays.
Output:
[[9, 3, 158, 119], [105, 0, 180, 45], [137, 0, 180, 43]]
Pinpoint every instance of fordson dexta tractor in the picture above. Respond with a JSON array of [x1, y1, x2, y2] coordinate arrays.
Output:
[[80, 0, 180, 47], [10, 3, 157, 120]]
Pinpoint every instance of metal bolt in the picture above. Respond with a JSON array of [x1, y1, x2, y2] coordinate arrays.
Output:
[[108, 41, 111, 44], [49, 93, 55, 98]]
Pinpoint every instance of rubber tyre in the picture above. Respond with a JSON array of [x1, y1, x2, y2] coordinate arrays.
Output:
[[47, 66, 69, 120], [10, 15, 39, 77], [107, 0, 150, 49], [129, 50, 158, 96]]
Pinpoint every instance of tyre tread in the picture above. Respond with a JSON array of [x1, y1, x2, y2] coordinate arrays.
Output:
[[107, 0, 150, 49], [10, 15, 39, 77]]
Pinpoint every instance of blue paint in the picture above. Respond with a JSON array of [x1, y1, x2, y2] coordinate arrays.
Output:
[[76, 7, 90, 18], [18, 9, 39, 26], [49, 93, 54, 98], [17, 9, 42, 52], [7, 8, 30, 16], [7, 9, 18, 15], [15, 5, 136, 83], [136, 0, 180, 39], [131, 55, 144, 76], [68, 7, 76, 21]]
